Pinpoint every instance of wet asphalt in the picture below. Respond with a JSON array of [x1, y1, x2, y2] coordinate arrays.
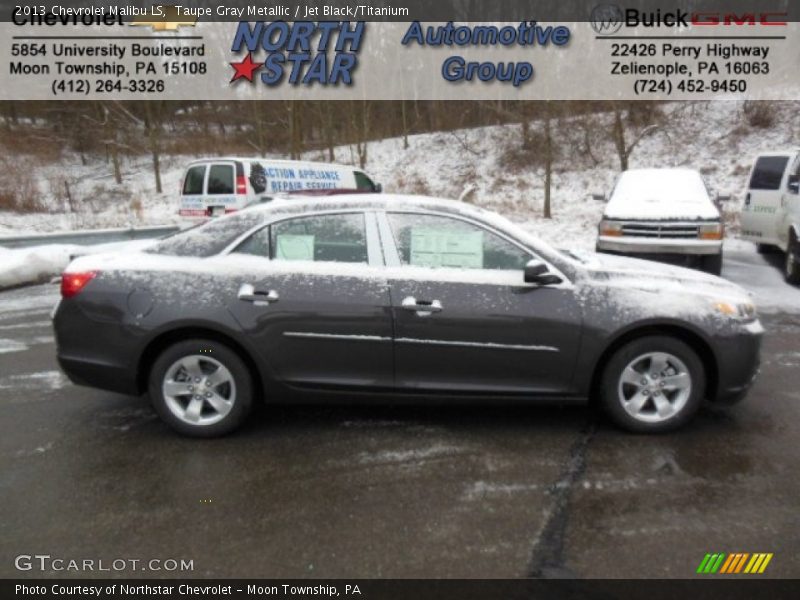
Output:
[[0, 249, 799, 579]]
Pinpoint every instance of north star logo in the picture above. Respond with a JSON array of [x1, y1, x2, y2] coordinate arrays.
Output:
[[129, 5, 197, 31]]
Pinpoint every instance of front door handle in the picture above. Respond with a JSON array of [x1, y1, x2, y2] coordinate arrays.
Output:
[[238, 283, 279, 306], [401, 296, 443, 316]]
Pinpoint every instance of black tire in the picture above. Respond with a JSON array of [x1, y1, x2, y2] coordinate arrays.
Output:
[[786, 236, 800, 285], [148, 339, 253, 437], [600, 336, 705, 433], [756, 243, 778, 254], [701, 253, 723, 276]]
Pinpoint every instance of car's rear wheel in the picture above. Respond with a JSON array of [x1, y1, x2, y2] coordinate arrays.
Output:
[[785, 235, 800, 285], [756, 243, 778, 254], [600, 336, 705, 433], [701, 253, 723, 276], [148, 339, 253, 437]]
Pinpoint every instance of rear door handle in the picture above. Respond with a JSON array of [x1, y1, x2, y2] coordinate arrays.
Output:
[[238, 283, 279, 306], [401, 296, 442, 316]]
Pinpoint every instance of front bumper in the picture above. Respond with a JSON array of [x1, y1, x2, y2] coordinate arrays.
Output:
[[597, 236, 722, 255], [711, 319, 763, 405]]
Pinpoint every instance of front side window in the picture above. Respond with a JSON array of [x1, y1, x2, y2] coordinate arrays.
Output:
[[387, 213, 531, 270], [207, 164, 234, 195], [749, 156, 789, 191], [355, 171, 375, 191], [183, 165, 205, 195], [234, 213, 368, 263]]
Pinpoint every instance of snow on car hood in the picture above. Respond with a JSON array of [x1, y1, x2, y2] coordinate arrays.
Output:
[[578, 251, 751, 304], [603, 168, 720, 221]]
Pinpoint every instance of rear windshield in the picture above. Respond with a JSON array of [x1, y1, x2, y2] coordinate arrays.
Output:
[[749, 156, 789, 190], [148, 213, 264, 257]]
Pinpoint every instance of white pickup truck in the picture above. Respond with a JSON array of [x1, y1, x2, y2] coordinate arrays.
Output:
[[740, 150, 800, 284]]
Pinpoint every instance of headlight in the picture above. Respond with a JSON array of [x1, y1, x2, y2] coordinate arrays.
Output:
[[713, 301, 756, 321], [698, 223, 723, 240], [599, 220, 623, 237]]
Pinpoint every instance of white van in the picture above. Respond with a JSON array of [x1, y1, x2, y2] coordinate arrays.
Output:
[[596, 168, 725, 274], [179, 158, 381, 218], [740, 150, 800, 283]]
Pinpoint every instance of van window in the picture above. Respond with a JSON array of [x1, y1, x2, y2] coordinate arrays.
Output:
[[207, 164, 235, 195], [355, 171, 376, 191], [749, 156, 789, 190], [183, 166, 205, 195]]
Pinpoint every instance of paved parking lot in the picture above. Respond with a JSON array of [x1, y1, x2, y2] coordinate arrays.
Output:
[[1, 248, 799, 579]]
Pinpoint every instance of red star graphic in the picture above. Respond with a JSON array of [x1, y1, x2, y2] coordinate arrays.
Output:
[[230, 53, 261, 83]]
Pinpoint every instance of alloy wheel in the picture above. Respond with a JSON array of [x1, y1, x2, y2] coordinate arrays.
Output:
[[617, 352, 692, 423], [162, 355, 236, 426]]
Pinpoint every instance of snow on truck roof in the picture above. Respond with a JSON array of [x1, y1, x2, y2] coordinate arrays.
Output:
[[604, 168, 719, 221]]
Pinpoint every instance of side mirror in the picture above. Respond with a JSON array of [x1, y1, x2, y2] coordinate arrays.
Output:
[[788, 175, 799, 194], [524, 260, 562, 286], [374, 182, 383, 193]]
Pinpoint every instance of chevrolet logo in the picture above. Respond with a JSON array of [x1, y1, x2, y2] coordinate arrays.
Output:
[[129, 5, 197, 31]]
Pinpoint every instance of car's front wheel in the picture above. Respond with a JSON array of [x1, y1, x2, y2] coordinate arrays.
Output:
[[148, 339, 253, 437], [600, 336, 705, 433]]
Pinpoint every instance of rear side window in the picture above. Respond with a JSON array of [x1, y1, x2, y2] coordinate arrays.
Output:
[[269, 213, 367, 263], [749, 156, 789, 190], [183, 166, 205, 195], [207, 164, 234, 195], [149, 213, 263, 257], [355, 171, 375, 191]]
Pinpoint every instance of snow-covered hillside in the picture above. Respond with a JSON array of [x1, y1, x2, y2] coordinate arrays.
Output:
[[1, 101, 798, 252]]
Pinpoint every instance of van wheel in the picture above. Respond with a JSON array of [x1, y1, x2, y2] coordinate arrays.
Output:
[[701, 253, 723, 276], [786, 236, 800, 285], [600, 336, 705, 433], [148, 339, 253, 437], [757, 243, 778, 254]]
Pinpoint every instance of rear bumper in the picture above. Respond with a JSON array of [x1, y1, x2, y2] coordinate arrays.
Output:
[[711, 320, 763, 405], [57, 354, 139, 396], [597, 237, 722, 255]]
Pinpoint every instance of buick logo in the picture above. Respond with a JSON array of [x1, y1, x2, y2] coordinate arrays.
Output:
[[590, 4, 624, 35]]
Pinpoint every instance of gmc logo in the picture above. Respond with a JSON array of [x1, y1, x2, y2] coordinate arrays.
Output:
[[691, 12, 787, 25]]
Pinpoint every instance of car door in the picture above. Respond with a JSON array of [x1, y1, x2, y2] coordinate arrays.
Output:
[[743, 155, 790, 245], [380, 211, 583, 395], [226, 211, 394, 390], [180, 164, 206, 217]]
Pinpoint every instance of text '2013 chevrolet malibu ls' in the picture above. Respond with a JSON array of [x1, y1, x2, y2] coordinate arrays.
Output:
[[53, 194, 763, 436]]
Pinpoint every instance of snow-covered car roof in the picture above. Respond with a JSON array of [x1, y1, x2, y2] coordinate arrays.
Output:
[[604, 168, 719, 221]]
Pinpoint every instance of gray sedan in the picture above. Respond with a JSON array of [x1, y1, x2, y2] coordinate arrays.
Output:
[[53, 194, 762, 436]]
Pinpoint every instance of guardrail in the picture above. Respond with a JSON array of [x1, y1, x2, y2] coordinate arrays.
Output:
[[0, 225, 181, 249]]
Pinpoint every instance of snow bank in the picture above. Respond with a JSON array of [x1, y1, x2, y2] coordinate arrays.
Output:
[[0, 239, 155, 290], [0, 245, 75, 290]]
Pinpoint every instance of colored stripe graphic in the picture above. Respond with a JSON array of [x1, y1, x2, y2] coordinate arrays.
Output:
[[700, 553, 773, 575]]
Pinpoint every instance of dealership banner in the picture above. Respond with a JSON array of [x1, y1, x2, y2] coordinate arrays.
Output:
[[0, 0, 798, 100]]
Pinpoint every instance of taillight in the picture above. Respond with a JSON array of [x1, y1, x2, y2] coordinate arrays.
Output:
[[236, 175, 247, 195], [61, 272, 97, 298]]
